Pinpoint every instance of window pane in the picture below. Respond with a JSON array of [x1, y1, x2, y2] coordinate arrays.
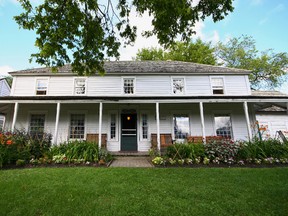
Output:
[[173, 116, 189, 139], [124, 78, 134, 94], [211, 78, 223, 87], [142, 114, 148, 139], [29, 114, 45, 137], [215, 115, 233, 138], [70, 114, 85, 139], [173, 78, 184, 94], [74, 78, 86, 95], [211, 78, 224, 95], [110, 114, 116, 139], [36, 80, 48, 95]]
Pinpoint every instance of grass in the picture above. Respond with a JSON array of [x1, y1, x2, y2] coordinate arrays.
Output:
[[1, 167, 288, 216]]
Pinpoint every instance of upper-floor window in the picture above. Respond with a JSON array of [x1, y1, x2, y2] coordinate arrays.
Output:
[[36, 79, 48, 95], [173, 115, 190, 140], [74, 78, 86, 95], [172, 78, 185, 94], [214, 114, 233, 139], [29, 114, 45, 137], [211, 77, 224, 95], [69, 114, 85, 139], [123, 78, 135, 94]]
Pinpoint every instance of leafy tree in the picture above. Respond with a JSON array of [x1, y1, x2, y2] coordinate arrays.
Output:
[[135, 39, 217, 65], [135, 47, 165, 61], [4, 76, 13, 87], [216, 35, 288, 89], [15, 0, 234, 75]]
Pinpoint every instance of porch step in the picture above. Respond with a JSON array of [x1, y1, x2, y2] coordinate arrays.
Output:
[[109, 157, 153, 168], [109, 151, 150, 156]]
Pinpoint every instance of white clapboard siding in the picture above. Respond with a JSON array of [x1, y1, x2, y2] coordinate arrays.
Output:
[[13, 77, 36, 96], [225, 75, 250, 95], [87, 76, 122, 96], [11, 74, 252, 96], [256, 114, 288, 139], [186, 76, 211, 95], [48, 77, 74, 95], [136, 76, 171, 95]]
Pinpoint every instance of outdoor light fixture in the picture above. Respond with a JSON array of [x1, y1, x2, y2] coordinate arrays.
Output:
[[127, 116, 131, 120]]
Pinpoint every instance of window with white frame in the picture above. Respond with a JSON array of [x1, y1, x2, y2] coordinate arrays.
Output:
[[110, 114, 116, 140], [214, 114, 233, 138], [36, 79, 48, 95], [142, 114, 148, 140], [74, 78, 86, 95], [123, 78, 135, 94], [29, 114, 45, 137], [69, 114, 85, 139], [173, 115, 190, 139], [172, 78, 185, 94], [0, 115, 5, 131], [211, 77, 224, 94]]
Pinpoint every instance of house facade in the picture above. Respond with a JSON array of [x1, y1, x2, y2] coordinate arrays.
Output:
[[0, 61, 287, 152]]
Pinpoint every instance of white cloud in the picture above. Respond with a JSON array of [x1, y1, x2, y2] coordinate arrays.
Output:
[[192, 21, 220, 45], [0, 65, 14, 76], [119, 10, 161, 60]]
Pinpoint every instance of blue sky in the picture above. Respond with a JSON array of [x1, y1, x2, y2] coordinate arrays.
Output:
[[0, 0, 287, 93]]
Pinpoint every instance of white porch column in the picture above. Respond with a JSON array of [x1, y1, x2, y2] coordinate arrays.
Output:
[[199, 102, 206, 143], [243, 101, 252, 140], [53, 102, 61, 145], [156, 102, 160, 151], [11, 102, 19, 132], [98, 102, 103, 149]]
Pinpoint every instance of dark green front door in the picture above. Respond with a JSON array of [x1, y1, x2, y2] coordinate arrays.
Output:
[[121, 114, 137, 151]]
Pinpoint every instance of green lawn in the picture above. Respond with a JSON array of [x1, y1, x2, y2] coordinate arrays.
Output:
[[1, 167, 288, 216]]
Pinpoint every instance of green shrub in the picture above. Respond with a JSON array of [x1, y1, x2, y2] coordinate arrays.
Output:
[[205, 139, 241, 164], [165, 143, 205, 160], [237, 138, 288, 160], [50, 140, 113, 163], [16, 159, 26, 166], [0, 130, 52, 167]]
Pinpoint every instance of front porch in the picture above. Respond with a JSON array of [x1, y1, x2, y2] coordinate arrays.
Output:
[[0, 96, 287, 152]]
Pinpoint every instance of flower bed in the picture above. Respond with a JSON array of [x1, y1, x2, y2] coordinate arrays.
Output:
[[0, 130, 113, 168], [151, 138, 288, 167]]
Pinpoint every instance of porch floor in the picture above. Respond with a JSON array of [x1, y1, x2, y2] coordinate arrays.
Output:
[[109, 157, 153, 168]]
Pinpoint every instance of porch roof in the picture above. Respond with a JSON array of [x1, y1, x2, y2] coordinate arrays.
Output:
[[0, 95, 288, 104], [8, 61, 251, 76]]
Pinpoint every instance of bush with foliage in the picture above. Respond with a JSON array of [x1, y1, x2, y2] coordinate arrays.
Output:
[[237, 138, 288, 161], [204, 139, 241, 164], [0, 130, 52, 167], [165, 143, 205, 161], [50, 140, 112, 164]]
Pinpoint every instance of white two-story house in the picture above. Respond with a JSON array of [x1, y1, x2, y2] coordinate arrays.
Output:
[[0, 61, 287, 152]]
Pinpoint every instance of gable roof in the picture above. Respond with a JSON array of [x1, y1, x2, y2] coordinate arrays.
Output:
[[257, 105, 287, 112], [8, 61, 251, 76], [252, 90, 288, 97]]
